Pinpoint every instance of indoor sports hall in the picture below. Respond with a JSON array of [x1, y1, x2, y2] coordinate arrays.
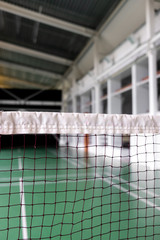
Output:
[[0, 1, 160, 239]]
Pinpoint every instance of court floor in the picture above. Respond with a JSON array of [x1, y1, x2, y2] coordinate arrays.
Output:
[[0, 146, 160, 239]]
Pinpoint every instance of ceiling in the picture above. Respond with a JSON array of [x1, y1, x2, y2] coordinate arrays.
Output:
[[0, 0, 122, 89]]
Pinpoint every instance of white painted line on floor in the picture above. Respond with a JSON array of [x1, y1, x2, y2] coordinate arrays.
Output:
[[101, 174, 160, 211], [48, 149, 80, 167], [108, 173, 160, 198], [76, 156, 160, 212], [0, 173, 89, 182], [18, 157, 22, 170], [2, 149, 160, 212], [19, 177, 28, 240], [0, 173, 94, 187]]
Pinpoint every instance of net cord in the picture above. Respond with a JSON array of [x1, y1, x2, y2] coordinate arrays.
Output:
[[0, 112, 160, 135]]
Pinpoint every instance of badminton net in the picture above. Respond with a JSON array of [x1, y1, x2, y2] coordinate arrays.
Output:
[[0, 112, 160, 240]]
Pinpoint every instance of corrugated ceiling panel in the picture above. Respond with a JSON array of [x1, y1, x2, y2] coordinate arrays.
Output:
[[0, 49, 68, 74], [2, 0, 121, 29], [0, 12, 88, 60]]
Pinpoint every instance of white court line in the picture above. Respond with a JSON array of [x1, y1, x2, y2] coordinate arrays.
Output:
[[107, 173, 160, 198], [99, 173, 160, 211], [48, 149, 83, 168], [75, 154, 160, 212], [0, 175, 94, 187], [50, 148, 160, 203], [1, 150, 159, 212], [4, 152, 160, 196], [73, 154, 160, 198], [19, 157, 28, 240], [19, 178, 28, 240], [0, 150, 83, 183], [18, 157, 22, 170], [0, 173, 91, 182]]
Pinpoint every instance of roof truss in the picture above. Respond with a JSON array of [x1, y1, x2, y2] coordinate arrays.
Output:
[[0, 60, 62, 80], [0, 41, 72, 66], [0, 75, 49, 89], [0, 1, 95, 37]]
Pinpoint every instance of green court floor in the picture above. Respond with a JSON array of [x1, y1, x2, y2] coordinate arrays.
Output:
[[0, 147, 160, 239]]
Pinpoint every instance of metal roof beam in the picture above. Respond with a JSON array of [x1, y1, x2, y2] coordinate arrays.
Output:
[[0, 41, 72, 66], [0, 1, 95, 37], [0, 60, 62, 80], [0, 75, 50, 89], [0, 100, 62, 106]]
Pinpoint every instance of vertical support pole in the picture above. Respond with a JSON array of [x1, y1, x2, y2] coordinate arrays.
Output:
[[71, 67, 77, 113], [72, 94, 76, 113], [62, 79, 71, 112], [107, 79, 112, 114], [146, 0, 154, 40], [79, 95, 82, 113], [146, 0, 157, 114], [132, 64, 137, 114], [91, 88, 95, 113], [95, 84, 100, 113], [148, 47, 157, 114], [93, 37, 100, 113], [107, 79, 112, 146], [61, 80, 66, 112]]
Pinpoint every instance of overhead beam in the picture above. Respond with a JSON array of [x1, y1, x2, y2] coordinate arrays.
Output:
[[0, 41, 72, 66], [0, 60, 62, 80], [0, 100, 62, 106], [0, 1, 95, 37], [0, 75, 52, 89]]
